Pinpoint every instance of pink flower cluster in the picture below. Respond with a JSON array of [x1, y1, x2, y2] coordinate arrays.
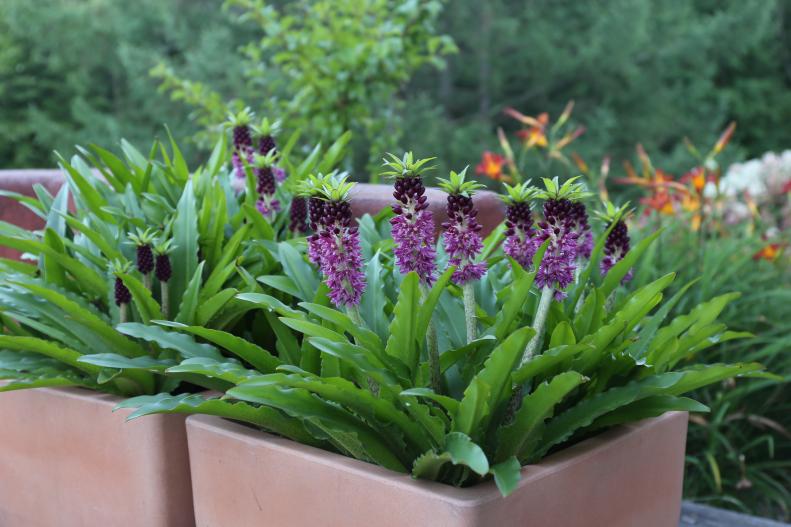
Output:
[[307, 199, 366, 307], [443, 194, 487, 285], [390, 176, 437, 284]]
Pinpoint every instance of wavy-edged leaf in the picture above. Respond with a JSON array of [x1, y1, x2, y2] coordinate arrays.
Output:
[[196, 288, 238, 326], [175, 261, 205, 325], [496, 371, 587, 462], [241, 372, 432, 456], [384, 272, 420, 374], [412, 432, 489, 484], [589, 395, 709, 430], [116, 322, 222, 360], [119, 392, 320, 446], [8, 279, 145, 357], [156, 321, 281, 373], [0, 335, 100, 376], [400, 387, 460, 415], [166, 357, 259, 385], [228, 382, 407, 472], [534, 373, 686, 460], [490, 457, 521, 497], [78, 353, 175, 371], [118, 272, 163, 324], [454, 326, 535, 440]]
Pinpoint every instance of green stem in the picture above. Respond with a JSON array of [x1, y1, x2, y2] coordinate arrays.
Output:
[[161, 282, 170, 319], [119, 303, 128, 324], [144, 273, 152, 292], [463, 282, 477, 344], [422, 286, 442, 394], [520, 286, 554, 366]]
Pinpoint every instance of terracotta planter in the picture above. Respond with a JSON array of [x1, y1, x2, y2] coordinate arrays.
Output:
[[186, 411, 688, 527], [349, 183, 506, 237], [0, 386, 194, 527], [0, 169, 65, 260]]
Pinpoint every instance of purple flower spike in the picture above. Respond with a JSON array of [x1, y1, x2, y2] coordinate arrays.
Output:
[[601, 220, 633, 282], [502, 186, 538, 268], [273, 166, 287, 183], [534, 198, 580, 297], [231, 121, 254, 179], [289, 196, 309, 233], [569, 201, 593, 259], [302, 175, 366, 308], [390, 176, 437, 284], [441, 191, 487, 285]]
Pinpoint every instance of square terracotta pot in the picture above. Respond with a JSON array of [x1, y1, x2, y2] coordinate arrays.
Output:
[[0, 386, 195, 527], [186, 411, 688, 527]]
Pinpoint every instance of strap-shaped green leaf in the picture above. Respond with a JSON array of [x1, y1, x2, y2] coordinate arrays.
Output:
[[412, 432, 489, 484], [118, 272, 163, 324], [228, 382, 407, 472], [120, 392, 321, 446], [116, 322, 222, 360], [170, 179, 199, 307], [158, 321, 281, 373], [454, 326, 535, 440], [496, 371, 586, 462], [384, 272, 420, 375], [175, 261, 205, 325]]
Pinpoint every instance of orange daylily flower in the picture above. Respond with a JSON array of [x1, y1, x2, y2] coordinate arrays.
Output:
[[640, 192, 675, 215], [682, 167, 706, 194], [475, 151, 510, 182], [753, 243, 783, 262], [513, 112, 549, 148]]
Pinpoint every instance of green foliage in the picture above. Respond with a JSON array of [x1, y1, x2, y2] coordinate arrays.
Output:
[[155, 0, 455, 176], [0, 0, 255, 168], [630, 224, 791, 520]]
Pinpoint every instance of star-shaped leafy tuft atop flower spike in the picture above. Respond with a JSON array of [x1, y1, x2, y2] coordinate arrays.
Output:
[[252, 117, 281, 137], [500, 181, 538, 205], [537, 176, 592, 202], [297, 171, 354, 202], [127, 227, 157, 247], [437, 167, 485, 197], [110, 258, 133, 276], [380, 152, 437, 178], [593, 200, 633, 224], [253, 150, 280, 169], [225, 107, 255, 128]]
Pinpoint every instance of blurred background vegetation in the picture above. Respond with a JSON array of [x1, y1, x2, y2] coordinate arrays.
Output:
[[1, 0, 790, 520], [2, 0, 790, 180]]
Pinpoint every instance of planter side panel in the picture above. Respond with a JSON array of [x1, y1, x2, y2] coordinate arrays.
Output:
[[474, 411, 689, 527], [0, 387, 194, 527], [187, 411, 687, 527]]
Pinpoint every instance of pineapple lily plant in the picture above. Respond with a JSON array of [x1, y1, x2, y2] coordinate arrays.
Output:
[[119, 154, 771, 496], [0, 125, 349, 397]]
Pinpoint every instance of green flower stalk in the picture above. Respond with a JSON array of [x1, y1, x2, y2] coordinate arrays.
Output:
[[154, 239, 174, 318], [438, 167, 486, 343]]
